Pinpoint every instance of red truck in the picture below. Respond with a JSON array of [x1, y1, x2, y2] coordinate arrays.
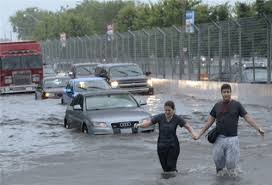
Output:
[[0, 40, 43, 94]]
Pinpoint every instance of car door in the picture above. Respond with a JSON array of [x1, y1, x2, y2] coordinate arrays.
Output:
[[63, 80, 74, 104], [72, 94, 84, 129], [68, 95, 82, 128]]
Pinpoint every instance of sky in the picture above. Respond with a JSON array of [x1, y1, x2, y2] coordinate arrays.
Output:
[[0, 0, 251, 40]]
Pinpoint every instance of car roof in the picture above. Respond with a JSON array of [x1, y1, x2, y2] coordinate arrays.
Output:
[[43, 76, 70, 80], [80, 89, 130, 97], [72, 63, 99, 67], [71, 77, 106, 82], [97, 63, 139, 68]]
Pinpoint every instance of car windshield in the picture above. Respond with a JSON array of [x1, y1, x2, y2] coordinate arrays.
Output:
[[109, 65, 143, 77], [74, 79, 110, 92], [76, 65, 96, 76], [44, 78, 70, 88], [243, 69, 272, 82], [86, 94, 138, 110]]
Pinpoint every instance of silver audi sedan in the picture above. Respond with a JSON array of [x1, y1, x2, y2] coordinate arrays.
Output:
[[64, 90, 155, 134]]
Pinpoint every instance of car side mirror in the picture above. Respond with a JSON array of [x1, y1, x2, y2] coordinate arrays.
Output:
[[68, 72, 73, 77], [73, 104, 82, 110], [66, 88, 73, 94], [145, 72, 151, 76], [139, 100, 147, 106], [37, 84, 42, 89]]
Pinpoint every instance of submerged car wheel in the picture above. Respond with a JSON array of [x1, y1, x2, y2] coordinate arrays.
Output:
[[61, 98, 64, 104], [82, 123, 88, 134], [64, 119, 71, 129]]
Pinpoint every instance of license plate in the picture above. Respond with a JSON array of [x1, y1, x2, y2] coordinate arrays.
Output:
[[26, 87, 32, 91], [121, 128, 132, 134]]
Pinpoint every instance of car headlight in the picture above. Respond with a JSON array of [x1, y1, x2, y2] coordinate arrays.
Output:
[[44, 92, 53, 97], [147, 79, 152, 87], [111, 81, 118, 88], [93, 122, 108, 128]]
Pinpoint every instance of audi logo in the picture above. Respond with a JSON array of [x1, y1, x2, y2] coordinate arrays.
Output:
[[119, 122, 132, 127]]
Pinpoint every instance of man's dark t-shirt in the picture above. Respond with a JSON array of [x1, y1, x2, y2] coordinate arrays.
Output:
[[151, 113, 186, 144], [210, 100, 247, 137]]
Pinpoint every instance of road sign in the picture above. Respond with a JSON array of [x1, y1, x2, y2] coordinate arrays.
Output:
[[107, 24, 114, 41], [185, 10, 195, 33], [60, 32, 66, 47]]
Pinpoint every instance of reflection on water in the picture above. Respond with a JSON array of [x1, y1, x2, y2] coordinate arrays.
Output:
[[0, 92, 271, 184]]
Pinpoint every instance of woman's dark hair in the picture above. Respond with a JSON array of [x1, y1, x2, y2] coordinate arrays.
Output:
[[164, 101, 175, 110], [221, 83, 231, 92]]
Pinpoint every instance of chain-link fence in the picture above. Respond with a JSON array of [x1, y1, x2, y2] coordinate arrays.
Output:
[[42, 15, 272, 83]]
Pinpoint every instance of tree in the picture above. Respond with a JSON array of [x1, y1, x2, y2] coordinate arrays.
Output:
[[234, 2, 255, 18]]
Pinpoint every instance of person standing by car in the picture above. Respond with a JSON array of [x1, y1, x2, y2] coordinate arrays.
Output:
[[194, 83, 265, 177], [134, 100, 197, 178]]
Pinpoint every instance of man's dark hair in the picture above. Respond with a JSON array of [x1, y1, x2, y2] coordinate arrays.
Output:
[[164, 100, 175, 110], [221, 83, 232, 92]]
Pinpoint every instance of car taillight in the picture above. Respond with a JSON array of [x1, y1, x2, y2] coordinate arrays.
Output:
[[32, 74, 40, 82], [4, 76, 12, 84]]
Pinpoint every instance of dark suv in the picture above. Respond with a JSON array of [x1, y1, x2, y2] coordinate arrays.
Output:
[[69, 63, 98, 79], [95, 63, 154, 95]]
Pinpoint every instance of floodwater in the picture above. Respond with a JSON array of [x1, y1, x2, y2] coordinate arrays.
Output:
[[0, 91, 271, 185]]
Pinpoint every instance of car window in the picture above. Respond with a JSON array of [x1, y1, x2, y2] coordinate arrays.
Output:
[[66, 81, 73, 90], [76, 65, 96, 76], [86, 94, 138, 110], [70, 94, 83, 107], [43, 78, 69, 88], [74, 79, 110, 92], [109, 65, 143, 77]]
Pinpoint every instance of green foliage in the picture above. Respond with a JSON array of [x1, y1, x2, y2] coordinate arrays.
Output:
[[9, 0, 272, 41], [234, 2, 255, 18]]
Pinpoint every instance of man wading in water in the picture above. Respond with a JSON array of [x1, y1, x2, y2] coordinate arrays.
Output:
[[194, 83, 265, 177]]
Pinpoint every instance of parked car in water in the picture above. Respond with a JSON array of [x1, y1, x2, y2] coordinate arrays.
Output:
[[69, 63, 99, 79], [35, 76, 70, 100], [64, 90, 155, 134], [233, 66, 272, 83], [95, 63, 154, 95], [61, 77, 111, 105]]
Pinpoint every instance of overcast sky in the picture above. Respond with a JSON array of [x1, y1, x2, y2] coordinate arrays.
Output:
[[0, 0, 251, 40]]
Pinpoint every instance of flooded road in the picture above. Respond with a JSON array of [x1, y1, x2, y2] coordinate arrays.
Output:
[[0, 92, 271, 185]]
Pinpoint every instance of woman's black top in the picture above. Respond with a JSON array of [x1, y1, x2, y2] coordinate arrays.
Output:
[[151, 113, 186, 144]]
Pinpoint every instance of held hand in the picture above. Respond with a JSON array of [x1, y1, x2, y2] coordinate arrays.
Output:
[[134, 123, 141, 128], [192, 132, 199, 140]]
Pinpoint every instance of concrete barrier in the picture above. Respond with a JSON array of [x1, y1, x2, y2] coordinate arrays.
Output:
[[152, 78, 272, 108]]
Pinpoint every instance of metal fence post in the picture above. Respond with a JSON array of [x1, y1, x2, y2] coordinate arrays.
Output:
[[116, 32, 124, 62], [85, 35, 90, 59], [156, 27, 166, 79], [142, 30, 151, 73], [191, 24, 201, 80], [210, 20, 223, 81], [264, 14, 272, 83], [229, 17, 242, 82], [172, 25, 184, 80], [128, 30, 136, 63]]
